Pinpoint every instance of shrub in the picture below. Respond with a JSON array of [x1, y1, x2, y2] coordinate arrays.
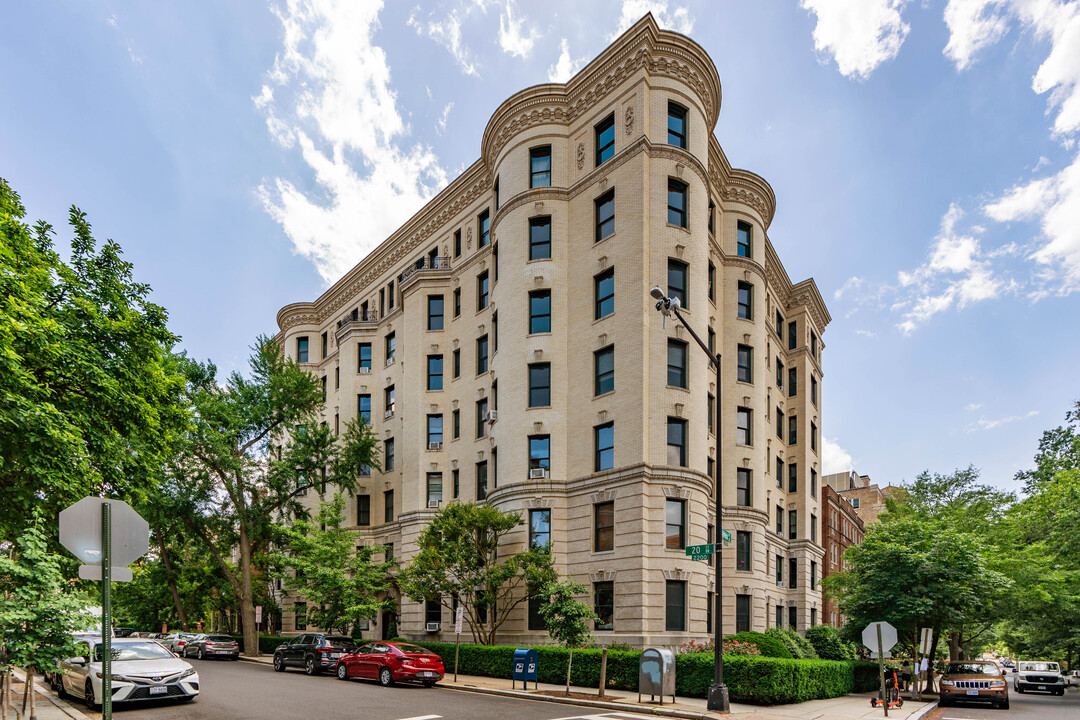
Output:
[[765, 627, 819, 659], [851, 660, 881, 692], [677, 639, 760, 656], [727, 631, 792, 659], [805, 625, 858, 661], [231, 634, 294, 655]]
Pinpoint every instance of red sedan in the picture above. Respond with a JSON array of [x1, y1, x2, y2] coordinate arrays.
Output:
[[335, 642, 445, 687]]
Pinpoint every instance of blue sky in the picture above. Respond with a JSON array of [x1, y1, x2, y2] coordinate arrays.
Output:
[[3, 1, 1078, 492]]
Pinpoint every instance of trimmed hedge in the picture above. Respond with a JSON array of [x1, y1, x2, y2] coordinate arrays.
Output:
[[725, 631, 793, 659], [805, 625, 858, 661], [851, 661, 882, 692], [413, 641, 873, 705], [766, 627, 819, 659], [232, 634, 294, 655]]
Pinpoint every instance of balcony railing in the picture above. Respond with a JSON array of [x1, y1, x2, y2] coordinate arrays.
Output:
[[336, 309, 379, 331], [399, 256, 451, 285]]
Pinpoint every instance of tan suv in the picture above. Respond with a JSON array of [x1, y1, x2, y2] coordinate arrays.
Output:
[[939, 661, 1010, 710]]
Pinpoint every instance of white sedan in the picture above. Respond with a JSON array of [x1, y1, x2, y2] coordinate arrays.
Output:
[[58, 637, 199, 710]]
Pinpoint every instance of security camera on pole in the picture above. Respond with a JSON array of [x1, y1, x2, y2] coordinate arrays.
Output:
[[59, 498, 150, 720]]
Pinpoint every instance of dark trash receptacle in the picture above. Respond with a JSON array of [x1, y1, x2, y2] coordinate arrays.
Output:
[[639, 647, 676, 704], [513, 648, 538, 690]]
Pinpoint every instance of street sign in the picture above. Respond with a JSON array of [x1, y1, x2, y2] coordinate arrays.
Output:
[[60, 497, 149, 578], [78, 565, 133, 582], [720, 529, 732, 544], [685, 543, 715, 561], [454, 605, 464, 634], [919, 627, 933, 654], [862, 621, 898, 654], [255, 606, 263, 624]]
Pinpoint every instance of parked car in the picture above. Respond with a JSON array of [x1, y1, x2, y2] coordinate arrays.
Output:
[[272, 634, 357, 675], [938, 661, 1009, 710], [55, 637, 198, 710], [162, 632, 198, 654], [334, 642, 444, 688], [1014, 661, 1065, 695], [183, 634, 240, 660]]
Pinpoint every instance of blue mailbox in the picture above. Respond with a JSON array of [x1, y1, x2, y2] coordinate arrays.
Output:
[[512, 648, 538, 689]]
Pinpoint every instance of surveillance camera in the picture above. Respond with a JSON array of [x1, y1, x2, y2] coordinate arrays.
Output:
[[669, 297, 681, 311]]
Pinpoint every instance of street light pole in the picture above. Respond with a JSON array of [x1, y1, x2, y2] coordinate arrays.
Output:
[[650, 287, 729, 713]]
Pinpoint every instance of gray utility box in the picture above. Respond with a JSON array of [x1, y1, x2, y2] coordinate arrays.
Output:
[[513, 648, 538, 689], [638, 647, 676, 704]]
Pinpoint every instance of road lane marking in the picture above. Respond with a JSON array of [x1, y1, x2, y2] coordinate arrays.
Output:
[[397, 716, 442, 720]]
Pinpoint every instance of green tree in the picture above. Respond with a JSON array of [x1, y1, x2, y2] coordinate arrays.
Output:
[[399, 502, 556, 645], [168, 338, 379, 655], [270, 494, 396, 633], [538, 580, 597, 695], [0, 177, 185, 541]]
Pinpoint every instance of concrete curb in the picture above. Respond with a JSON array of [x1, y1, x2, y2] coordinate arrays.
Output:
[[905, 700, 939, 720], [10, 668, 93, 720], [442, 684, 719, 719]]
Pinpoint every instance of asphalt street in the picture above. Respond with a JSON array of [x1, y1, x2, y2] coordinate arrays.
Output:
[[928, 685, 1080, 720], [72, 656, 659, 720]]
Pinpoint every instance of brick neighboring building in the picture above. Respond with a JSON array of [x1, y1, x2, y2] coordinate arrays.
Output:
[[821, 483, 864, 627], [823, 470, 903, 526]]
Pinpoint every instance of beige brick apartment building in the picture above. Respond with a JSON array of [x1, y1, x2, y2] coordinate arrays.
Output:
[[274, 15, 831, 647]]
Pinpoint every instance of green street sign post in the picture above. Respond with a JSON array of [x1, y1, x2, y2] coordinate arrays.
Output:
[[721, 529, 731, 544], [686, 543, 715, 561]]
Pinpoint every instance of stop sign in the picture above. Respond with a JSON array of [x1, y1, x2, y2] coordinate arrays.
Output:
[[862, 621, 898, 654], [59, 497, 149, 568]]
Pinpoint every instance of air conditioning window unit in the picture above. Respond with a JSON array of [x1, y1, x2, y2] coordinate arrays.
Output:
[[386, 354, 396, 366], [385, 407, 395, 419], [425, 622, 440, 632], [776, 580, 785, 588], [428, 441, 443, 451], [427, 500, 441, 509], [485, 410, 498, 423], [358, 366, 371, 374], [529, 467, 549, 480]]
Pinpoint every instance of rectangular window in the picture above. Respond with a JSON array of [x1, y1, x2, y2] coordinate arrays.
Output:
[[426, 414, 443, 445], [789, 463, 798, 493], [476, 461, 488, 500], [385, 332, 396, 365], [776, 457, 784, 485], [427, 295, 444, 331], [789, 509, 797, 540], [737, 344, 752, 383], [810, 608, 817, 627], [388, 280, 395, 310], [594, 345, 614, 396], [789, 416, 797, 445], [708, 327, 715, 355], [736, 220, 752, 258], [666, 417, 687, 467], [665, 499, 686, 549], [811, 422, 818, 452], [379, 288, 385, 318], [453, 468, 460, 498], [595, 114, 614, 165], [454, 229, 462, 258], [788, 606, 797, 632], [294, 602, 307, 631], [736, 407, 752, 445], [735, 594, 751, 634], [528, 216, 551, 260], [595, 268, 614, 319], [594, 581, 614, 631], [595, 189, 615, 242], [529, 290, 551, 333], [529, 509, 551, 550], [384, 489, 394, 522], [528, 596, 545, 631], [476, 335, 489, 375], [737, 281, 753, 319], [736, 530, 751, 571], [707, 456, 714, 480], [528, 435, 550, 473], [776, 359, 784, 391], [811, 331, 818, 357], [775, 311, 783, 338], [450, 349, 460, 380], [776, 604, 784, 628], [776, 408, 784, 439], [427, 355, 443, 391], [811, 469, 818, 498], [594, 501, 614, 552], [321, 332, 328, 359], [810, 560, 817, 589], [296, 337, 309, 363], [477, 271, 489, 310], [775, 553, 783, 583], [708, 262, 715, 302], [667, 339, 687, 388], [789, 557, 797, 589], [528, 363, 550, 407], [594, 422, 614, 471], [529, 146, 551, 188], [667, 259, 688, 309], [707, 393, 714, 434], [811, 516, 817, 544], [811, 376, 818, 406], [384, 384, 395, 416], [667, 102, 687, 148], [667, 178, 688, 228], [476, 398, 488, 438], [478, 210, 490, 247], [384, 438, 395, 471], [357, 495, 370, 526], [453, 288, 461, 318], [737, 468, 751, 506], [425, 598, 442, 627], [788, 321, 797, 350], [358, 342, 372, 371], [665, 580, 686, 632], [357, 394, 371, 424], [788, 368, 797, 397], [452, 409, 460, 439], [427, 473, 443, 505]]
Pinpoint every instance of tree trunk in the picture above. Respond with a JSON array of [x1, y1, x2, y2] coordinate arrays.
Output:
[[23, 669, 33, 720], [20, 668, 30, 718], [948, 631, 961, 662], [238, 523, 258, 657], [565, 648, 573, 696], [599, 648, 607, 698], [926, 629, 942, 694], [2, 667, 8, 720], [158, 534, 189, 631]]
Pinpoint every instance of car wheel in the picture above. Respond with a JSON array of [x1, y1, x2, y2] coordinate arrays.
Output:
[[273, 654, 286, 672], [305, 655, 319, 676], [198, 647, 205, 660], [999, 698, 1010, 710], [1016, 686, 1024, 693], [55, 678, 67, 699], [337, 664, 349, 681], [379, 667, 394, 687], [422, 680, 435, 688], [84, 682, 99, 712]]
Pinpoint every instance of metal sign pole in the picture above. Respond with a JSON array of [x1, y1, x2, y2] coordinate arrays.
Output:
[[102, 501, 112, 720], [877, 623, 887, 718]]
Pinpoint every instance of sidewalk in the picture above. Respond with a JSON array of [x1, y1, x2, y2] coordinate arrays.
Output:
[[7, 668, 91, 720], [240, 654, 937, 720]]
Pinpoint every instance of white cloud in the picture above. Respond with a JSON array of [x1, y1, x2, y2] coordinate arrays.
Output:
[[498, 1, 538, 59], [547, 38, 586, 83], [407, 6, 479, 77], [943, 0, 1011, 70], [833, 275, 865, 300], [800, 0, 912, 80], [608, 0, 694, 41], [965, 402, 984, 411], [822, 437, 855, 475], [256, 0, 447, 284], [966, 409, 1039, 431], [854, 329, 878, 338], [436, 101, 453, 135]]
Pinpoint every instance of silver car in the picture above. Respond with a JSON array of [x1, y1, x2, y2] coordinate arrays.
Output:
[[1013, 661, 1065, 696], [56, 637, 199, 710], [161, 632, 198, 654]]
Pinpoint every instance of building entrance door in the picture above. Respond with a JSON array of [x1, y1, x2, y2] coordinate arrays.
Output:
[[381, 611, 396, 640]]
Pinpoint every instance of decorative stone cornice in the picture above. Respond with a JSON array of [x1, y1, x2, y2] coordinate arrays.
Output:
[[590, 569, 616, 583]]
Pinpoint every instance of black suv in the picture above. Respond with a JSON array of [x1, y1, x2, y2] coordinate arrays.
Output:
[[273, 634, 356, 675]]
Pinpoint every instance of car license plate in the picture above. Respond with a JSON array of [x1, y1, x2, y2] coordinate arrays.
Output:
[[419, 671, 437, 678], [1039, 685, 1046, 690], [330, 653, 342, 659], [149, 686, 167, 695], [216, 650, 231, 654], [966, 690, 979, 696]]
